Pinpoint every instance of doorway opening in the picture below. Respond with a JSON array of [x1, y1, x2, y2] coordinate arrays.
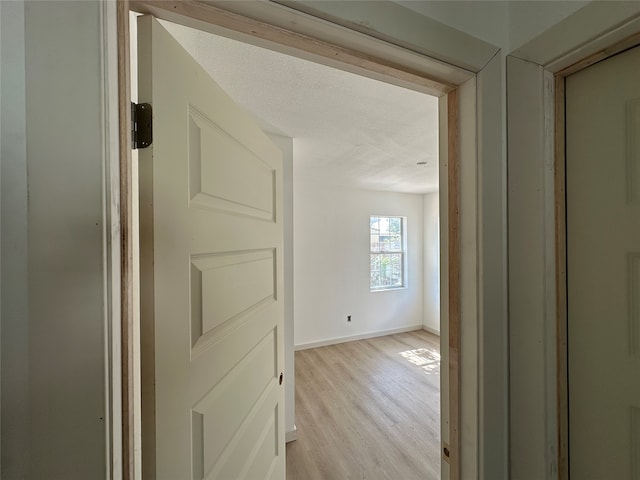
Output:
[[119, 1, 459, 478], [131, 14, 442, 478]]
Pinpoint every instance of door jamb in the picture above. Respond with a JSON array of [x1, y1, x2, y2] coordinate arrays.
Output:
[[553, 34, 640, 480], [446, 87, 461, 480], [116, 2, 474, 479], [116, 2, 135, 479]]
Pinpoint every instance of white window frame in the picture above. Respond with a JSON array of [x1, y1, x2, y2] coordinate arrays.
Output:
[[369, 215, 407, 291]]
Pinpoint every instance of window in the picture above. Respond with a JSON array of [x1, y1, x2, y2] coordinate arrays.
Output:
[[370, 216, 406, 290]]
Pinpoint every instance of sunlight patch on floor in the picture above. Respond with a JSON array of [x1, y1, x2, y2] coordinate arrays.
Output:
[[399, 347, 440, 375]]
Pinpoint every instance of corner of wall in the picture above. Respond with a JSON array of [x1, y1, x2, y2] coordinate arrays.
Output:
[[506, 0, 591, 55], [422, 192, 440, 334]]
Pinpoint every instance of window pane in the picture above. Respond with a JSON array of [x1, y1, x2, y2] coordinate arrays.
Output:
[[380, 235, 391, 251], [370, 254, 380, 287], [389, 234, 401, 251], [370, 216, 380, 233], [370, 253, 403, 289], [389, 217, 401, 234], [379, 217, 390, 235]]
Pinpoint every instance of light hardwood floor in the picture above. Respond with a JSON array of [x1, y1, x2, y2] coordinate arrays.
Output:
[[286, 329, 441, 480]]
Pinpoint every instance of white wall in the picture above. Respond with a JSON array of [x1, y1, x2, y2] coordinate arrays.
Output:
[[1, 1, 29, 476], [396, 0, 590, 52], [26, 2, 109, 477], [423, 192, 440, 334], [0, 1, 110, 478], [508, 1, 590, 52], [396, 0, 509, 50], [293, 173, 424, 348]]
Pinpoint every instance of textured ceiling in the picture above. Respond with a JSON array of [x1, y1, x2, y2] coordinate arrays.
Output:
[[162, 20, 439, 194]]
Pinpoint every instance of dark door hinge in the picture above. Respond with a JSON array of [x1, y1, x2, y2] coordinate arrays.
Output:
[[131, 102, 153, 149]]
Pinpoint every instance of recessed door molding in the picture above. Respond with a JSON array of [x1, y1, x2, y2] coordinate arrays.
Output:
[[507, 4, 640, 479]]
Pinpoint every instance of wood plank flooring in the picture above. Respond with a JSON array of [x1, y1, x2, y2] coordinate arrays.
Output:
[[286, 329, 441, 480]]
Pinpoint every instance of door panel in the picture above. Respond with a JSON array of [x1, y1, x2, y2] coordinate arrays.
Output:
[[566, 45, 640, 479], [138, 15, 285, 480]]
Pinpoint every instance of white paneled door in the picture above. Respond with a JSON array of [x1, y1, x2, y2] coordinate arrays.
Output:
[[138, 16, 285, 480], [566, 45, 640, 479]]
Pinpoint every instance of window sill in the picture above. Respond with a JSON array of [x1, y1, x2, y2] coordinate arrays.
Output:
[[370, 286, 407, 293]]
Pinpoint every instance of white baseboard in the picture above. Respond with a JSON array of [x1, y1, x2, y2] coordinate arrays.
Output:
[[294, 324, 424, 351], [285, 424, 297, 443], [422, 325, 440, 336]]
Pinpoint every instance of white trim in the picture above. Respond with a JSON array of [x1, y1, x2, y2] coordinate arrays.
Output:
[[131, 0, 476, 95], [285, 424, 297, 443], [511, 2, 640, 69], [101, 1, 122, 479], [457, 76, 479, 479], [476, 50, 508, 479], [423, 325, 440, 337], [269, 0, 498, 73], [294, 324, 424, 351], [507, 54, 554, 480], [545, 14, 640, 73]]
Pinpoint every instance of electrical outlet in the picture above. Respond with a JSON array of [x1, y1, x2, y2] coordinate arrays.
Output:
[[347, 315, 351, 322]]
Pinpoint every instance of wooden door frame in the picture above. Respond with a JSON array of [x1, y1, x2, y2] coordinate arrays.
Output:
[[506, 5, 640, 478], [116, 1, 499, 479], [116, 3, 135, 477], [554, 33, 640, 480]]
